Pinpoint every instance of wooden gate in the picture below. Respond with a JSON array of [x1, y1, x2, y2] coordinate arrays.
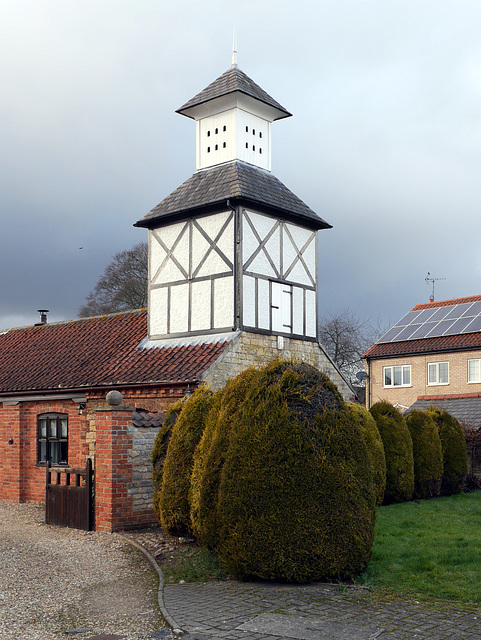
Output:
[[46, 458, 94, 531]]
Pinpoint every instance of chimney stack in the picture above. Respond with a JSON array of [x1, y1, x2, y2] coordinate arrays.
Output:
[[37, 309, 49, 324]]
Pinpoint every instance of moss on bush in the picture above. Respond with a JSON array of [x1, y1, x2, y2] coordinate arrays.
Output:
[[193, 360, 376, 583], [347, 402, 386, 505], [406, 410, 443, 500], [369, 401, 414, 504], [428, 407, 468, 496], [157, 387, 217, 535]]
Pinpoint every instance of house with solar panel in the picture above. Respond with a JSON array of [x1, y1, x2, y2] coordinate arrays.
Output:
[[0, 58, 353, 531], [363, 295, 481, 426]]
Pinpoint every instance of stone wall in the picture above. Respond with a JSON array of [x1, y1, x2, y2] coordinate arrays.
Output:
[[201, 331, 355, 401], [126, 421, 159, 520]]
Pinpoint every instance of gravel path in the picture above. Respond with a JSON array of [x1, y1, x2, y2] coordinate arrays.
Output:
[[0, 502, 167, 640]]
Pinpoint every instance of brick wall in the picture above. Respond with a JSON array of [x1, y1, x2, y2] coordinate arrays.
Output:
[[0, 400, 90, 503], [201, 331, 355, 401], [94, 406, 160, 532], [366, 348, 481, 408]]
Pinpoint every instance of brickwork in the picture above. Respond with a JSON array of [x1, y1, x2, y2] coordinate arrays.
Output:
[[367, 348, 481, 408], [0, 400, 90, 503], [94, 407, 160, 532], [201, 331, 354, 401]]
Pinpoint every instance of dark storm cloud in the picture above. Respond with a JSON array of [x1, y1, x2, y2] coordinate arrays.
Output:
[[1, 0, 481, 331]]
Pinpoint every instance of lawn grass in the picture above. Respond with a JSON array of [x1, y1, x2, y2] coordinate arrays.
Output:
[[358, 490, 481, 603]]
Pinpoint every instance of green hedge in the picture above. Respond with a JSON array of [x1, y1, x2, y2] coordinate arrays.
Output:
[[151, 400, 183, 522], [428, 407, 468, 495], [406, 410, 443, 500], [370, 401, 414, 504], [347, 402, 386, 505], [193, 361, 376, 582], [156, 387, 217, 535]]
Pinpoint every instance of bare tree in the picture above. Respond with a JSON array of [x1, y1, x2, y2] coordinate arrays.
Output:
[[79, 242, 148, 317], [318, 309, 377, 384]]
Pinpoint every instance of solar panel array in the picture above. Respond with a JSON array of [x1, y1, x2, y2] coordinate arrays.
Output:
[[378, 300, 481, 344]]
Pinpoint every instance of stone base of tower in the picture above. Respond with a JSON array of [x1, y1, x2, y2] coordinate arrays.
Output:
[[200, 331, 355, 401]]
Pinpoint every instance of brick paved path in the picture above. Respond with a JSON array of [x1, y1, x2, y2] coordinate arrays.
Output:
[[163, 580, 481, 640]]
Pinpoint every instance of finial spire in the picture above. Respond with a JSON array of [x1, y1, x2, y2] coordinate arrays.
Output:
[[231, 26, 238, 68]]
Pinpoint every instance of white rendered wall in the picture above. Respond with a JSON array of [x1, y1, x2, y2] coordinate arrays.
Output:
[[196, 109, 270, 170], [242, 210, 317, 338], [148, 211, 235, 338]]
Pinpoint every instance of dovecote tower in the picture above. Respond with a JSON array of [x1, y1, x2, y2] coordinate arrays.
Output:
[[135, 60, 353, 399]]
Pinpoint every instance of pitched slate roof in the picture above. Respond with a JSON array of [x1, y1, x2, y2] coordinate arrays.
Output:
[[364, 295, 481, 359], [0, 310, 228, 395], [176, 66, 291, 119], [409, 394, 481, 427], [136, 160, 331, 230]]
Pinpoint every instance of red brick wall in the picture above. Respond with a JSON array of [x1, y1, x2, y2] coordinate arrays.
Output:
[[0, 400, 89, 503], [95, 407, 158, 532], [0, 385, 187, 529]]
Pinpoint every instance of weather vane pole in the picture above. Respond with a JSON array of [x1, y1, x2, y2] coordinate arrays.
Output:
[[425, 272, 446, 302], [231, 26, 238, 68]]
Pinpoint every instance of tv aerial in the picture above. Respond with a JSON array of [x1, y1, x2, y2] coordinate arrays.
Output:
[[425, 272, 446, 302]]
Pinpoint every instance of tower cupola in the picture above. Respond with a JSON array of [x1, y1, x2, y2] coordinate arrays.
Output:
[[176, 64, 291, 172]]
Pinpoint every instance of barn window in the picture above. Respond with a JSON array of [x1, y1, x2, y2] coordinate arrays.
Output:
[[38, 413, 68, 465]]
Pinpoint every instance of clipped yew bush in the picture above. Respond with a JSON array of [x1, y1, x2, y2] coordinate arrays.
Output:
[[428, 407, 468, 495], [193, 360, 376, 583], [151, 400, 183, 522], [347, 402, 386, 505], [190, 367, 260, 549], [157, 387, 217, 535], [406, 410, 443, 500], [369, 401, 414, 504]]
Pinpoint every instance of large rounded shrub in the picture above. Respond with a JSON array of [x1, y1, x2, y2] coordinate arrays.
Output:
[[190, 367, 259, 549], [369, 401, 414, 504], [347, 402, 386, 505], [193, 360, 376, 583], [428, 407, 468, 495], [157, 387, 217, 535], [406, 410, 443, 500]]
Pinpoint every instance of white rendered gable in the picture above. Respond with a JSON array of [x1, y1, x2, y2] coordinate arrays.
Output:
[[241, 210, 317, 339]]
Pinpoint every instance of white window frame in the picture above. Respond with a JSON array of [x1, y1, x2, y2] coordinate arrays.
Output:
[[468, 359, 481, 384], [427, 361, 449, 386], [383, 365, 411, 388]]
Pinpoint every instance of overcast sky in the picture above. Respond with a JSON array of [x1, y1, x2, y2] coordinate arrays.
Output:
[[1, 0, 480, 334]]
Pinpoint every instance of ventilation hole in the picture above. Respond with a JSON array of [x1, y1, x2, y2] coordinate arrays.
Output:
[[207, 147, 211, 153], [245, 126, 249, 132], [253, 129, 256, 135], [223, 142, 226, 148], [245, 142, 248, 148], [259, 148, 262, 154], [223, 125, 227, 132], [215, 128, 218, 134], [253, 145, 255, 151], [259, 132, 263, 138], [207, 131, 210, 137], [215, 144, 218, 150]]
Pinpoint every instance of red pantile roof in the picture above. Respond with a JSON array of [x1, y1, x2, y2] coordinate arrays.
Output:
[[364, 331, 481, 359], [364, 294, 481, 359], [0, 310, 229, 395], [412, 294, 481, 311]]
